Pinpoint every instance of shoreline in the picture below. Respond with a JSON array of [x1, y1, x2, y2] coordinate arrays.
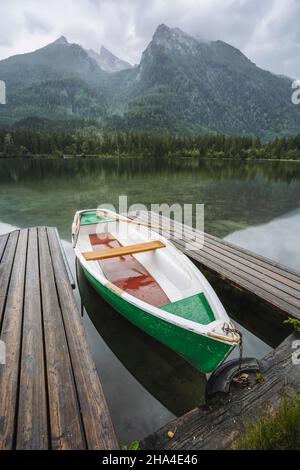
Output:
[[1, 154, 300, 162]]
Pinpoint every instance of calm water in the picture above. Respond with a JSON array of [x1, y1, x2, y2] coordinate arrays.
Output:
[[0, 157, 299, 443]]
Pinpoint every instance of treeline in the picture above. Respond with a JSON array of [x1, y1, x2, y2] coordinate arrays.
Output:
[[1, 129, 300, 159]]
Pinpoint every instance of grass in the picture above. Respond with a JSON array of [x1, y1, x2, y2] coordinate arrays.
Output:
[[232, 392, 300, 450], [283, 317, 300, 335], [120, 441, 140, 450]]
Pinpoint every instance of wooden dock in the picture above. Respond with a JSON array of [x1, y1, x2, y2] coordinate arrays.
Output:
[[0, 227, 117, 450], [125, 210, 300, 449], [141, 332, 300, 450], [129, 210, 300, 321]]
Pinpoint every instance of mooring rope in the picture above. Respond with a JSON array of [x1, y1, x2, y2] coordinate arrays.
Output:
[[223, 323, 243, 378]]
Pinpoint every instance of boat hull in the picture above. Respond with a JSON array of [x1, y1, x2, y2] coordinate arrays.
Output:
[[82, 266, 233, 373]]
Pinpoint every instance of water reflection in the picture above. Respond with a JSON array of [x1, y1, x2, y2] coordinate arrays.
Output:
[[0, 157, 299, 442], [77, 260, 206, 413], [226, 208, 300, 272], [1, 158, 300, 240], [0, 216, 290, 443], [0, 221, 17, 235]]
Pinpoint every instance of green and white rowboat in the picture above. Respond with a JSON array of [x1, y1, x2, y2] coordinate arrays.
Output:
[[72, 209, 240, 373]]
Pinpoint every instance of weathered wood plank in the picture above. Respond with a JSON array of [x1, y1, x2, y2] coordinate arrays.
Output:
[[139, 210, 300, 281], [0, 233, 9, 261], [174, 238, 300, 319], [0, 229, 28, 450], [47, 227, 118, 450], [202, 234, 300, 290], [171, 222, 300, 295], [53, 228, 75, 289], [176, 236, 300, 307], [135, 210, 300, 284], [0, 227, 116, 450], [38, 227, 86, 450], [16, 228, 48, 450], [0, 231, 19, 327], [132, 211, 300, 319], [141, 333, 300, 450]]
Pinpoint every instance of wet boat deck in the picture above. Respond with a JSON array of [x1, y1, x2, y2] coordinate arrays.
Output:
[[89, 231, 170, 307]]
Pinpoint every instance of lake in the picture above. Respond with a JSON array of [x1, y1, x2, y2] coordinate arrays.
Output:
[[0, 157, 300, 444]]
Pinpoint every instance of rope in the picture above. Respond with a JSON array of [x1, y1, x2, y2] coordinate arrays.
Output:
[[223, 323, 243, 379]]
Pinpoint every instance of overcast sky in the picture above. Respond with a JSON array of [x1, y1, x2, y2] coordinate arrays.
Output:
[[0, 0, 299, 77]]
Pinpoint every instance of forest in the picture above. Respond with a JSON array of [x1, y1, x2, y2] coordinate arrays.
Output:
[[1, 128, 300, 160]]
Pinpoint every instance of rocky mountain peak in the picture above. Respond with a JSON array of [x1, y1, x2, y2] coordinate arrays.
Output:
[[87, 46, 132, 73], [52, 36, 69, 46], [150, 24, 199, 53]]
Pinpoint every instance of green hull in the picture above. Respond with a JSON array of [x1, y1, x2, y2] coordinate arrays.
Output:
[[83, 267, 233, 373]]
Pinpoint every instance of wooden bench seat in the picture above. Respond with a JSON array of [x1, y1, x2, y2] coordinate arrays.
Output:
[[83, 240, 165, 261]]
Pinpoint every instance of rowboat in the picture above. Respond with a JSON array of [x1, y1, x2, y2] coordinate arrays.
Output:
[[72, 209, 240, 373]]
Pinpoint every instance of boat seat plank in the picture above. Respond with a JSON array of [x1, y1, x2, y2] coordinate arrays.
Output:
[[83, 240, 165, 261]]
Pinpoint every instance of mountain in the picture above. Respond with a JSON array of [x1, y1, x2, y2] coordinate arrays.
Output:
[[0, 36, 103, 88], [0, 36, 109, 123], [0, 25, 299, 139], [87, 46, 132, 72], [106, 24, 299, 138]]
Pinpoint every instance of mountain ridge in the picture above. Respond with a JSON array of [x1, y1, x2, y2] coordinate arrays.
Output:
[[87, 46, 133, 73], [0, 24, 298, 140]]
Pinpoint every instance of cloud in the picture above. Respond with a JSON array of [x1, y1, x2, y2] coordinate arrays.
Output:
[[0, 0, 299, 77], [24, 12, 53, 35]]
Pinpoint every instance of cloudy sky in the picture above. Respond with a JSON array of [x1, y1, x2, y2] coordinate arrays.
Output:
[[0, 0, 299, 77]]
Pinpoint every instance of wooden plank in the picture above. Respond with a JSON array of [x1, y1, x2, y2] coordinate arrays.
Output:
[[53, 228, 75, 289], [173, 238, 300, 319], [47, 227, 118, 450], [203, 233, 300, 287], [0, 231, 19, 327], [0, 229, 28, 450], [137, 211, 300, 309], [135, 210, 300, 282], [141, 333, 300, 450], [83, 240, 165, 261], [205, 227, 300, 279], [151, 213, 300, 293], [38, 227, 86, 450], [133, 211, 300, 319], [16, 228, 48, 450], [0, 233, 9, 261], [175, 234, 300, 303], [202, 238, 300, 294], [138, 211, 300, 283]]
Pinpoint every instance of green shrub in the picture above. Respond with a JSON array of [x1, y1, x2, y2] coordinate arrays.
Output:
[[284, 317, 300, 334], [233, 393, 300, 450]]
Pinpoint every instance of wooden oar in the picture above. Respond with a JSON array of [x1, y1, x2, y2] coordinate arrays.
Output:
[[96, 210, 197, 244], [96, 210, 175, 234]]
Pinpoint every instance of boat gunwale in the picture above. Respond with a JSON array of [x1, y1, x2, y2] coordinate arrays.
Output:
[[72, 209, 240, 345]]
